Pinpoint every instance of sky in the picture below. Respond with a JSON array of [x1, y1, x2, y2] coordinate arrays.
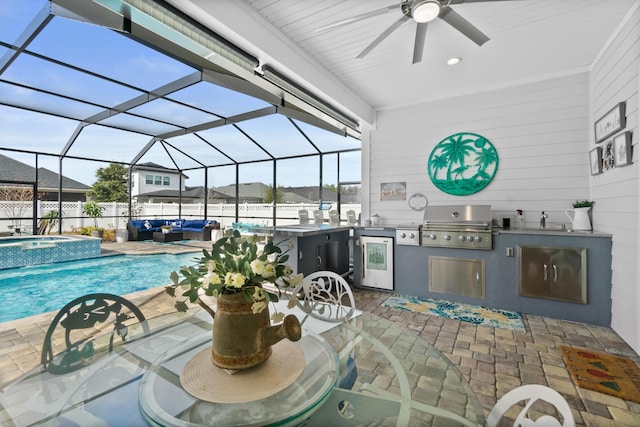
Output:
[[0, 0, 361, 188]]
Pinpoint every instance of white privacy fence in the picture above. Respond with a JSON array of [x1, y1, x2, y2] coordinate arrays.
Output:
[[0, 201, 361, 233]]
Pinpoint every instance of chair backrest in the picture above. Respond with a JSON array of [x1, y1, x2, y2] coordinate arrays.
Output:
[[329, 210, 339, 224], [291, 271, 356, 323], [298, 209, 309, 224], [41, 293, 149, 374], [346, 210, 357, 225], [313, 210, 324, 224], [487, 384, 575, 427]]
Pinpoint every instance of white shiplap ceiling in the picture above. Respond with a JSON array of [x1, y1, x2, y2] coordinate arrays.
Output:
[[173, 0, 638, 125]]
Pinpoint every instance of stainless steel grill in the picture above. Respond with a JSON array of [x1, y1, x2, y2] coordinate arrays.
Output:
[[420, 205, 493, 250]]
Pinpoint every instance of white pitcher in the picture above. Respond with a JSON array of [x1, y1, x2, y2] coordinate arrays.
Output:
[[565, 207, 592, 231]]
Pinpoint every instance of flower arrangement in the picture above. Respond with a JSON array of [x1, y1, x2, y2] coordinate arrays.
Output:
[[573, 200, 595, 208], [166, 230, 303, 321]]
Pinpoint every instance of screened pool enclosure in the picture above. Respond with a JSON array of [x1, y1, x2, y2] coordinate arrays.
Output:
[[0, 0, 361, 234]]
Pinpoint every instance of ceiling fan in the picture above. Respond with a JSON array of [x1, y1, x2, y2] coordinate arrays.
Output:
[[316, 0, 514, 64]]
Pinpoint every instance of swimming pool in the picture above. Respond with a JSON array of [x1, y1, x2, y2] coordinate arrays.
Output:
[[0, 252, 200, 323]]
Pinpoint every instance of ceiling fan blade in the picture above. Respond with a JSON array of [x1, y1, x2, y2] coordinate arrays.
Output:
[[439, 6, 490, 46], [448, 0, 524, 3], [357, 15, 410, 59], [315, 4, 398, 34], [412, 22, 428, 64]]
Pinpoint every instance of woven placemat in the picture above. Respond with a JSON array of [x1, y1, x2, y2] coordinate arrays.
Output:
[[180, 340, 305, 403]]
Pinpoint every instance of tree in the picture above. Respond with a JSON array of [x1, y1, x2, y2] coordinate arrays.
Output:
[[87, 163, 128, 202], [0, 184, 34, 230], [263, 185, 284, 203]]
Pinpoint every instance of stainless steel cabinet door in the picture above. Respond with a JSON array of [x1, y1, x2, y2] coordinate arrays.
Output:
[[518, 246, 586, 304], [429, 256, 485, 299]]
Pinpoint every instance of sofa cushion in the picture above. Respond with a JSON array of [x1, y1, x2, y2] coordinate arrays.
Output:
[[129, 220, 146, 229], [182, 219, 207, 228], [168, 219, 184, 229]]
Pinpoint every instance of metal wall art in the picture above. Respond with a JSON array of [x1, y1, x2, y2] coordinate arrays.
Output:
[[602, 140, 615, 171], [427, 132, 498, 196], [595, 102, 626, 143]]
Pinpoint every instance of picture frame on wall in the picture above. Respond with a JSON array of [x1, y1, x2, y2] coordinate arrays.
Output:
[[589, 146, 602, 175], [380, 182, 406, 201], [602, 140, 615, 171], [613, 131, 632, 167], [594, 102, 626, 143]]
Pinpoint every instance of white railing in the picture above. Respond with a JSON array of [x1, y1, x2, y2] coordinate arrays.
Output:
[[0, 201, 361, 233]]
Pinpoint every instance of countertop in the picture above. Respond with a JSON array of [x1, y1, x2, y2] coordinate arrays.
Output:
[[249, 224, 353, 237], [249, 224, 612, 238], [497, 228, 612, 238]]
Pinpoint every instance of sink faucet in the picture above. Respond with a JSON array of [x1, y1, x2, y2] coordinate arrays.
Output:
[[540, 211, 548, 229]]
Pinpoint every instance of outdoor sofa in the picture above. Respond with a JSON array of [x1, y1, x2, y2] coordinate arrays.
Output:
[[127, 219, 218, 241]]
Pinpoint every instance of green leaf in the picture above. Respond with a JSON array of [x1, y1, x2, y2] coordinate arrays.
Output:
[[170, 271, 180, 285]]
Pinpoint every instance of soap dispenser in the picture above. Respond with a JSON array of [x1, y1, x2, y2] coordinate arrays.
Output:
[[516, 210, 525, 230]]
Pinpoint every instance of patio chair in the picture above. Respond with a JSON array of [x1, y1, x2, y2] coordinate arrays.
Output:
[[329, 210, 339, 224], [298, 209, 310, 224], [346, 210, 357, 225], [487, 384, 575, 427], [41, 293, 150, 374], [290, 271, 357, 389], [313, 209, 324, 224]]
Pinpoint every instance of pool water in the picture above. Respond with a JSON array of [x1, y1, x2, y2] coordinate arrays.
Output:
[[0, 252, 201, 323], [0, 236, 68, 245]]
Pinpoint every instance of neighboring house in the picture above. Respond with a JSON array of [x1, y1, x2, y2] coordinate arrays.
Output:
[[284, 186, 338, 203], [130, 162, 196, 203], [210, 182, 270, 203], [211, 183, 316, 204], [0, 154, 90, 201]]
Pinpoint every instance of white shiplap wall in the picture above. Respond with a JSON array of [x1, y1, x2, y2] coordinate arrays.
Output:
[[369, 72, 592, 230], [591, 4, 640, 352]]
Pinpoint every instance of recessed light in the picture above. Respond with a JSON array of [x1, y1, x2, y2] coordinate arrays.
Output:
[[447, 57, 461, 65]]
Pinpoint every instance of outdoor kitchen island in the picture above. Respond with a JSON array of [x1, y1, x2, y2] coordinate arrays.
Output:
[[252, 224, 352, 278], [353, 227, 613, 327]]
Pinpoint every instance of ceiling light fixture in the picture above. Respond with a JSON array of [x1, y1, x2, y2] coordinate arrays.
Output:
[[447, 57, 461, 65], [411, 0, 441, 23]]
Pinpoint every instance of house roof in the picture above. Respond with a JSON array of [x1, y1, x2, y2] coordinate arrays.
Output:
[[0, 154, 90, 191], [132, 163, 189, 178], [136, 185, 205, 199]]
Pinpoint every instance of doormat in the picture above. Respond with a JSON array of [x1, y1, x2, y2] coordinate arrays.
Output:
[[382, 294, 525, 331], [559, 345, 640, 404]]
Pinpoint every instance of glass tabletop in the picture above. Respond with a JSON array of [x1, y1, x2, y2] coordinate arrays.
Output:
[[138, 332, 339, 427], [0, 307, 485, 426]]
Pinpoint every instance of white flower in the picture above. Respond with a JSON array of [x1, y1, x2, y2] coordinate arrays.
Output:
[[250, 259, 266, 275], [225, 272, 246, 288], [262, 263, 276, 278], [198, 272, 221, 286], [251, 300, 267, 314]]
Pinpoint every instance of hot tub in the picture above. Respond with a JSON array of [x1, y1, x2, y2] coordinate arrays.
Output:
[[0, 235, 101, 269]]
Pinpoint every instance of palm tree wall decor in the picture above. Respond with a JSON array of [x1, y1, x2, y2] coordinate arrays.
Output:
[[427, 132, 499, 196]]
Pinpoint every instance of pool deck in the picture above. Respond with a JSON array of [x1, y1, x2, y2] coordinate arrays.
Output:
[[2, 240, 640, 424]]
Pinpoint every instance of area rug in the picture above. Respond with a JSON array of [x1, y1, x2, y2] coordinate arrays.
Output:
[[559, 345, 640, 404], [382, 294, 525, 331]]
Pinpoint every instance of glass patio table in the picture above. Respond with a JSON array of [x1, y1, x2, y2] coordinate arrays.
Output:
[[0, 303, 485, 426]]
